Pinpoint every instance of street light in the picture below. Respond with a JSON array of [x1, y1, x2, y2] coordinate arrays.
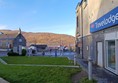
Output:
[[5, 34, 9, 52]]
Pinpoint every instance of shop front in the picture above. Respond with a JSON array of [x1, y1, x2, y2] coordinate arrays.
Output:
[[105, 32, 118, 74], [90, 7, 118, 74]]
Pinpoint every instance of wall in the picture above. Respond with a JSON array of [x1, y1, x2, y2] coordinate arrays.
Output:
[[76, 0, 118, 61], [89, 0, 118, 64], [88, 0, 118, 24], [0, 39, 13, 49], [13, 34, 26, 48]]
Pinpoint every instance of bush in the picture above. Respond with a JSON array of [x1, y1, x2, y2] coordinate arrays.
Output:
[[32, 50, 36, 54], [80, 77, 97, 83], [7, 51, 19, 56], [21, 49, 26, 56]]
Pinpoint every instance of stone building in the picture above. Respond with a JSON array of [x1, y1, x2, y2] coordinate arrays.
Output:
[[76, 0, 118, 74], [0, 29, 26, 54]]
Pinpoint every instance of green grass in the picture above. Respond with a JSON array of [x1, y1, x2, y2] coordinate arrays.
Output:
[[0, 56, 80, 83], [80, 77, 97, 83], [0, 64, 80, 83], [1, 56, 73, 65]]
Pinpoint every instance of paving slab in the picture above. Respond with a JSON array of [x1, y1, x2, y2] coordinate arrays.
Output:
[[76, 58, 118, 83], [0, 78, 9, 83]]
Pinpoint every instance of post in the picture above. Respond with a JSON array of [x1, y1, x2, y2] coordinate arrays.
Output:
[[6, 34, 9, 52], [81, 4, 84, 59], [88, 45, 92, 80], [55, 49, 57, 57], [29, 48, 32, 56], [88, 56, 92, 80], [74, 54, 77, 65]]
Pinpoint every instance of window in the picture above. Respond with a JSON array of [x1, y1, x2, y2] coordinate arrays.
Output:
[[107, 40, 116, 69], [19, 39, 22, 42]]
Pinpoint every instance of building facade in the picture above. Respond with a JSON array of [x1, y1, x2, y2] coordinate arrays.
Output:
[[0, 29, 26, 54], [76, 0, 118, 74]]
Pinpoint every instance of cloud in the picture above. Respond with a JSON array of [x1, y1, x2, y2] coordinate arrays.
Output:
[[0, 25, 8, 29]]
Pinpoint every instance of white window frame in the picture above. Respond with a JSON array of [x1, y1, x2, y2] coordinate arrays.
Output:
[[104, 32, 118, 74]]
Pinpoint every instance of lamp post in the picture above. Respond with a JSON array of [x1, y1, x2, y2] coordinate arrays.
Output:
[[6, 34, 9, 52], [60, 35, 63, 56]]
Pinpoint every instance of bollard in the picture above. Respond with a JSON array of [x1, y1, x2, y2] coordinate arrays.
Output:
[[55, 49, 57, 57], [74, 54, 77, 65], [88, 56, 92, 80]]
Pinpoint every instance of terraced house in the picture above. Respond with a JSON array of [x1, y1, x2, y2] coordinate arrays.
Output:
[[0, 29, 26, 54], [76, 0, 118, 74]]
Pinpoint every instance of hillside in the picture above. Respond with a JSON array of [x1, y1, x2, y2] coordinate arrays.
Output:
[[0, 30, 75, 47]]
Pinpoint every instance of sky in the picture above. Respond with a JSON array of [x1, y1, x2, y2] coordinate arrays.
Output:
[[0, 0, 80, 36]]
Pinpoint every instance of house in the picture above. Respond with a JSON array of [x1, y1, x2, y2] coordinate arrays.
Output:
[[0, 28, 26, 54], [30, 44, 47, 52], [76, 0, 118, 74]]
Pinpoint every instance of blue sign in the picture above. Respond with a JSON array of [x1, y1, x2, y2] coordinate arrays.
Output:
[[90, 7, 118, 33]]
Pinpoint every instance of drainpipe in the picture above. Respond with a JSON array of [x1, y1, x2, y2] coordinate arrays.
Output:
[[81, 4, 84, 59]]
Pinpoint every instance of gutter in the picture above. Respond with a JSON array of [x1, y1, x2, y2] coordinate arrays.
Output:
[[76, 0, 84, 9]]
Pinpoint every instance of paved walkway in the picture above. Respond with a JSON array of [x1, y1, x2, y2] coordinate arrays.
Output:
[[77, 58, 118, 83], [0, 78, 9, 83], [0, 58, 7, 64], [0, 57, 79, 68], [7, 64, 79, 68], [0, 51, 8, 56], [31, 51, 75, 57], [63, 54, 118, 83]]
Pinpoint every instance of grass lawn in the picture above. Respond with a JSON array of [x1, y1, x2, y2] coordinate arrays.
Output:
[[0, 64, 80, 83], [0, 63, 80, 83], [0, 56, 81, 83], [1, 56, 73, 65]]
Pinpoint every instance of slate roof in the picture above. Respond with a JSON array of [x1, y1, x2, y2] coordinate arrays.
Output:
[[0, 33, 19, 39], [0, 28, 22, 39]]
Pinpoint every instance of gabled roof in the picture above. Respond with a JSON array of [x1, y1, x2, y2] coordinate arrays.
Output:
[[0, 28, 22, 39], [0, 33, 19, 39]]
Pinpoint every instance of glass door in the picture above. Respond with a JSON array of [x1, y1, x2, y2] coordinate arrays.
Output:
[[107, 40, 116, 70]]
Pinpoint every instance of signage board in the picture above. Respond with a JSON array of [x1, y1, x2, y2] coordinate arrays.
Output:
[[90, 7, 118, 33]]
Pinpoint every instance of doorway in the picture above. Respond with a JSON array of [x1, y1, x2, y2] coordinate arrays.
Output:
[[97, 42, 103, 67]]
